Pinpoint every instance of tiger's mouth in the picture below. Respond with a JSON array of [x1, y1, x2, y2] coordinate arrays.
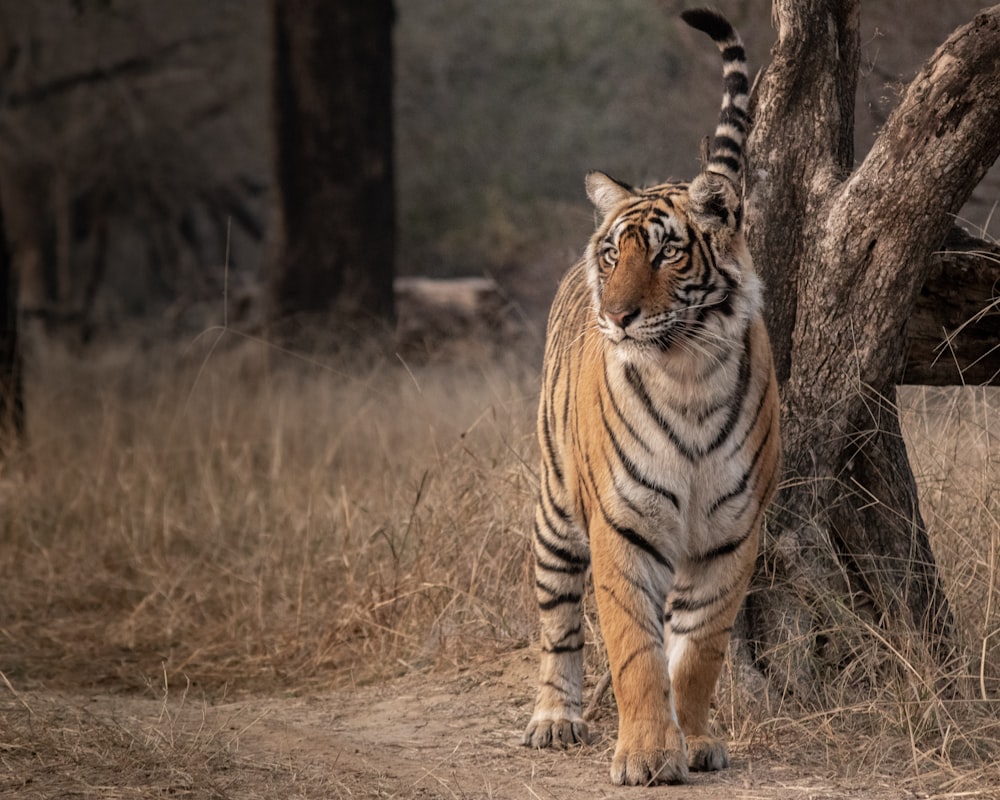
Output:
[[620, 312, 714, 353], [600, 313, 679, 351], [601, 294, 734, 352], [605, 326, 679, 353]]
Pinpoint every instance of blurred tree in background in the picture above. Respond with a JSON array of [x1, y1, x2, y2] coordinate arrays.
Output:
[[0, 1, 265, 345], [268, 0, 395, 345], [0, 200, 22, 445]]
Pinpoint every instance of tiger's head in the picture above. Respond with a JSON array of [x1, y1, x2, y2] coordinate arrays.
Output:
[[583, 169, 761, 360], [582, 7, 758, 363]]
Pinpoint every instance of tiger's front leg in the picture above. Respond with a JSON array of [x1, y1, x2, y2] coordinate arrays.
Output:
[[591, 522, 688, 786], [522, 498, 592, 749]]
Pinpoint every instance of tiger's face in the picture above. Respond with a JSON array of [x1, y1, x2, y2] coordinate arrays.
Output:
[[583, 171, 759, 359]]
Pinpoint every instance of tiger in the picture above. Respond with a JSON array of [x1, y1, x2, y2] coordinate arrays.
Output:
[[521, 8, 780, 787]]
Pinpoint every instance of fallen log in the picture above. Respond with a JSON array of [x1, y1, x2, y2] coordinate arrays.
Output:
[[393, 275, 515, 355]]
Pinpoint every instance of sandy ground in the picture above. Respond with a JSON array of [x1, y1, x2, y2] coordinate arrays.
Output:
[[1, 649, 933, 799]]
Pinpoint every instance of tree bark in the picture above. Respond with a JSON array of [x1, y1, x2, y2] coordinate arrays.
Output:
[[743, 2, 1000, 691], [269, 0, 395, 343]]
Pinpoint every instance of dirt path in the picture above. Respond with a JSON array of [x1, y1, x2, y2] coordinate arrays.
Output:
[[2, 649, 919, 799]]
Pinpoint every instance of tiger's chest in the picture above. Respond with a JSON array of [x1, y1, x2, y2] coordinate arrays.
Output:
[[572, 342, 760, 550]]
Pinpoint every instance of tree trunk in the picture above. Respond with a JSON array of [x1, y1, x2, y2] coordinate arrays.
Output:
[[268, 0, 395, 344], [743, 1, 1000, 692], [0, 195, 25, 448]]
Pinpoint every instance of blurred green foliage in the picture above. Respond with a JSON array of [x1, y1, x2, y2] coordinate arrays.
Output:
[[395, 0, 704, 280]]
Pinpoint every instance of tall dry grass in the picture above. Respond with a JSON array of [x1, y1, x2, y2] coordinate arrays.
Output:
[[0, 336, 541, 693], [718, 384, 1000, 794], [901, 386, 1000, 695]]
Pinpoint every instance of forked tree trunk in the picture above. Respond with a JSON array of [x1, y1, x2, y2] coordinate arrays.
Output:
[[269, 0, 396, 343], [742, 1, 1000, 691]]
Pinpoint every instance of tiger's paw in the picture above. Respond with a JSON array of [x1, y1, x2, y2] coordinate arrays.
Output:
[[687, 735, 729, 772], [522, 715, 591, 749], [610, 746, 689, 786]]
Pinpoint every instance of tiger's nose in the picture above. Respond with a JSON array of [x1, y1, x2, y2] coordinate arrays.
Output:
[[606, 308, 640, 329]]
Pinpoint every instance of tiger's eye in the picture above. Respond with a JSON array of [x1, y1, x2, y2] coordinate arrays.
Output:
[[661, 243, 680, 259]]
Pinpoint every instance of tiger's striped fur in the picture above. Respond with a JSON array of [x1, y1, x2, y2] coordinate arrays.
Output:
[[522, 9, 780, 786]]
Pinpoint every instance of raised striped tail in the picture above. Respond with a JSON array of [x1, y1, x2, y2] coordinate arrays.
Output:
[[681, 8, 750, 186]]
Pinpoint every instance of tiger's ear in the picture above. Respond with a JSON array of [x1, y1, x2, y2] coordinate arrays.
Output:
[[688, 170, 741, 233], [585, 171, 635, 219]]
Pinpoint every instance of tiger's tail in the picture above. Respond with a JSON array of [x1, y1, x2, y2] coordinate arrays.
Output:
[[680, 8, 750, 187]]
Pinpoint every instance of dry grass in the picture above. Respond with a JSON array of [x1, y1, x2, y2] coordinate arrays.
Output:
[[0, 674, 358, 799], [2, 336, 1000, 796], [727, 383, 1000, 795], [0, 336, 540, 695], [901, 386, 1000, 691]]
